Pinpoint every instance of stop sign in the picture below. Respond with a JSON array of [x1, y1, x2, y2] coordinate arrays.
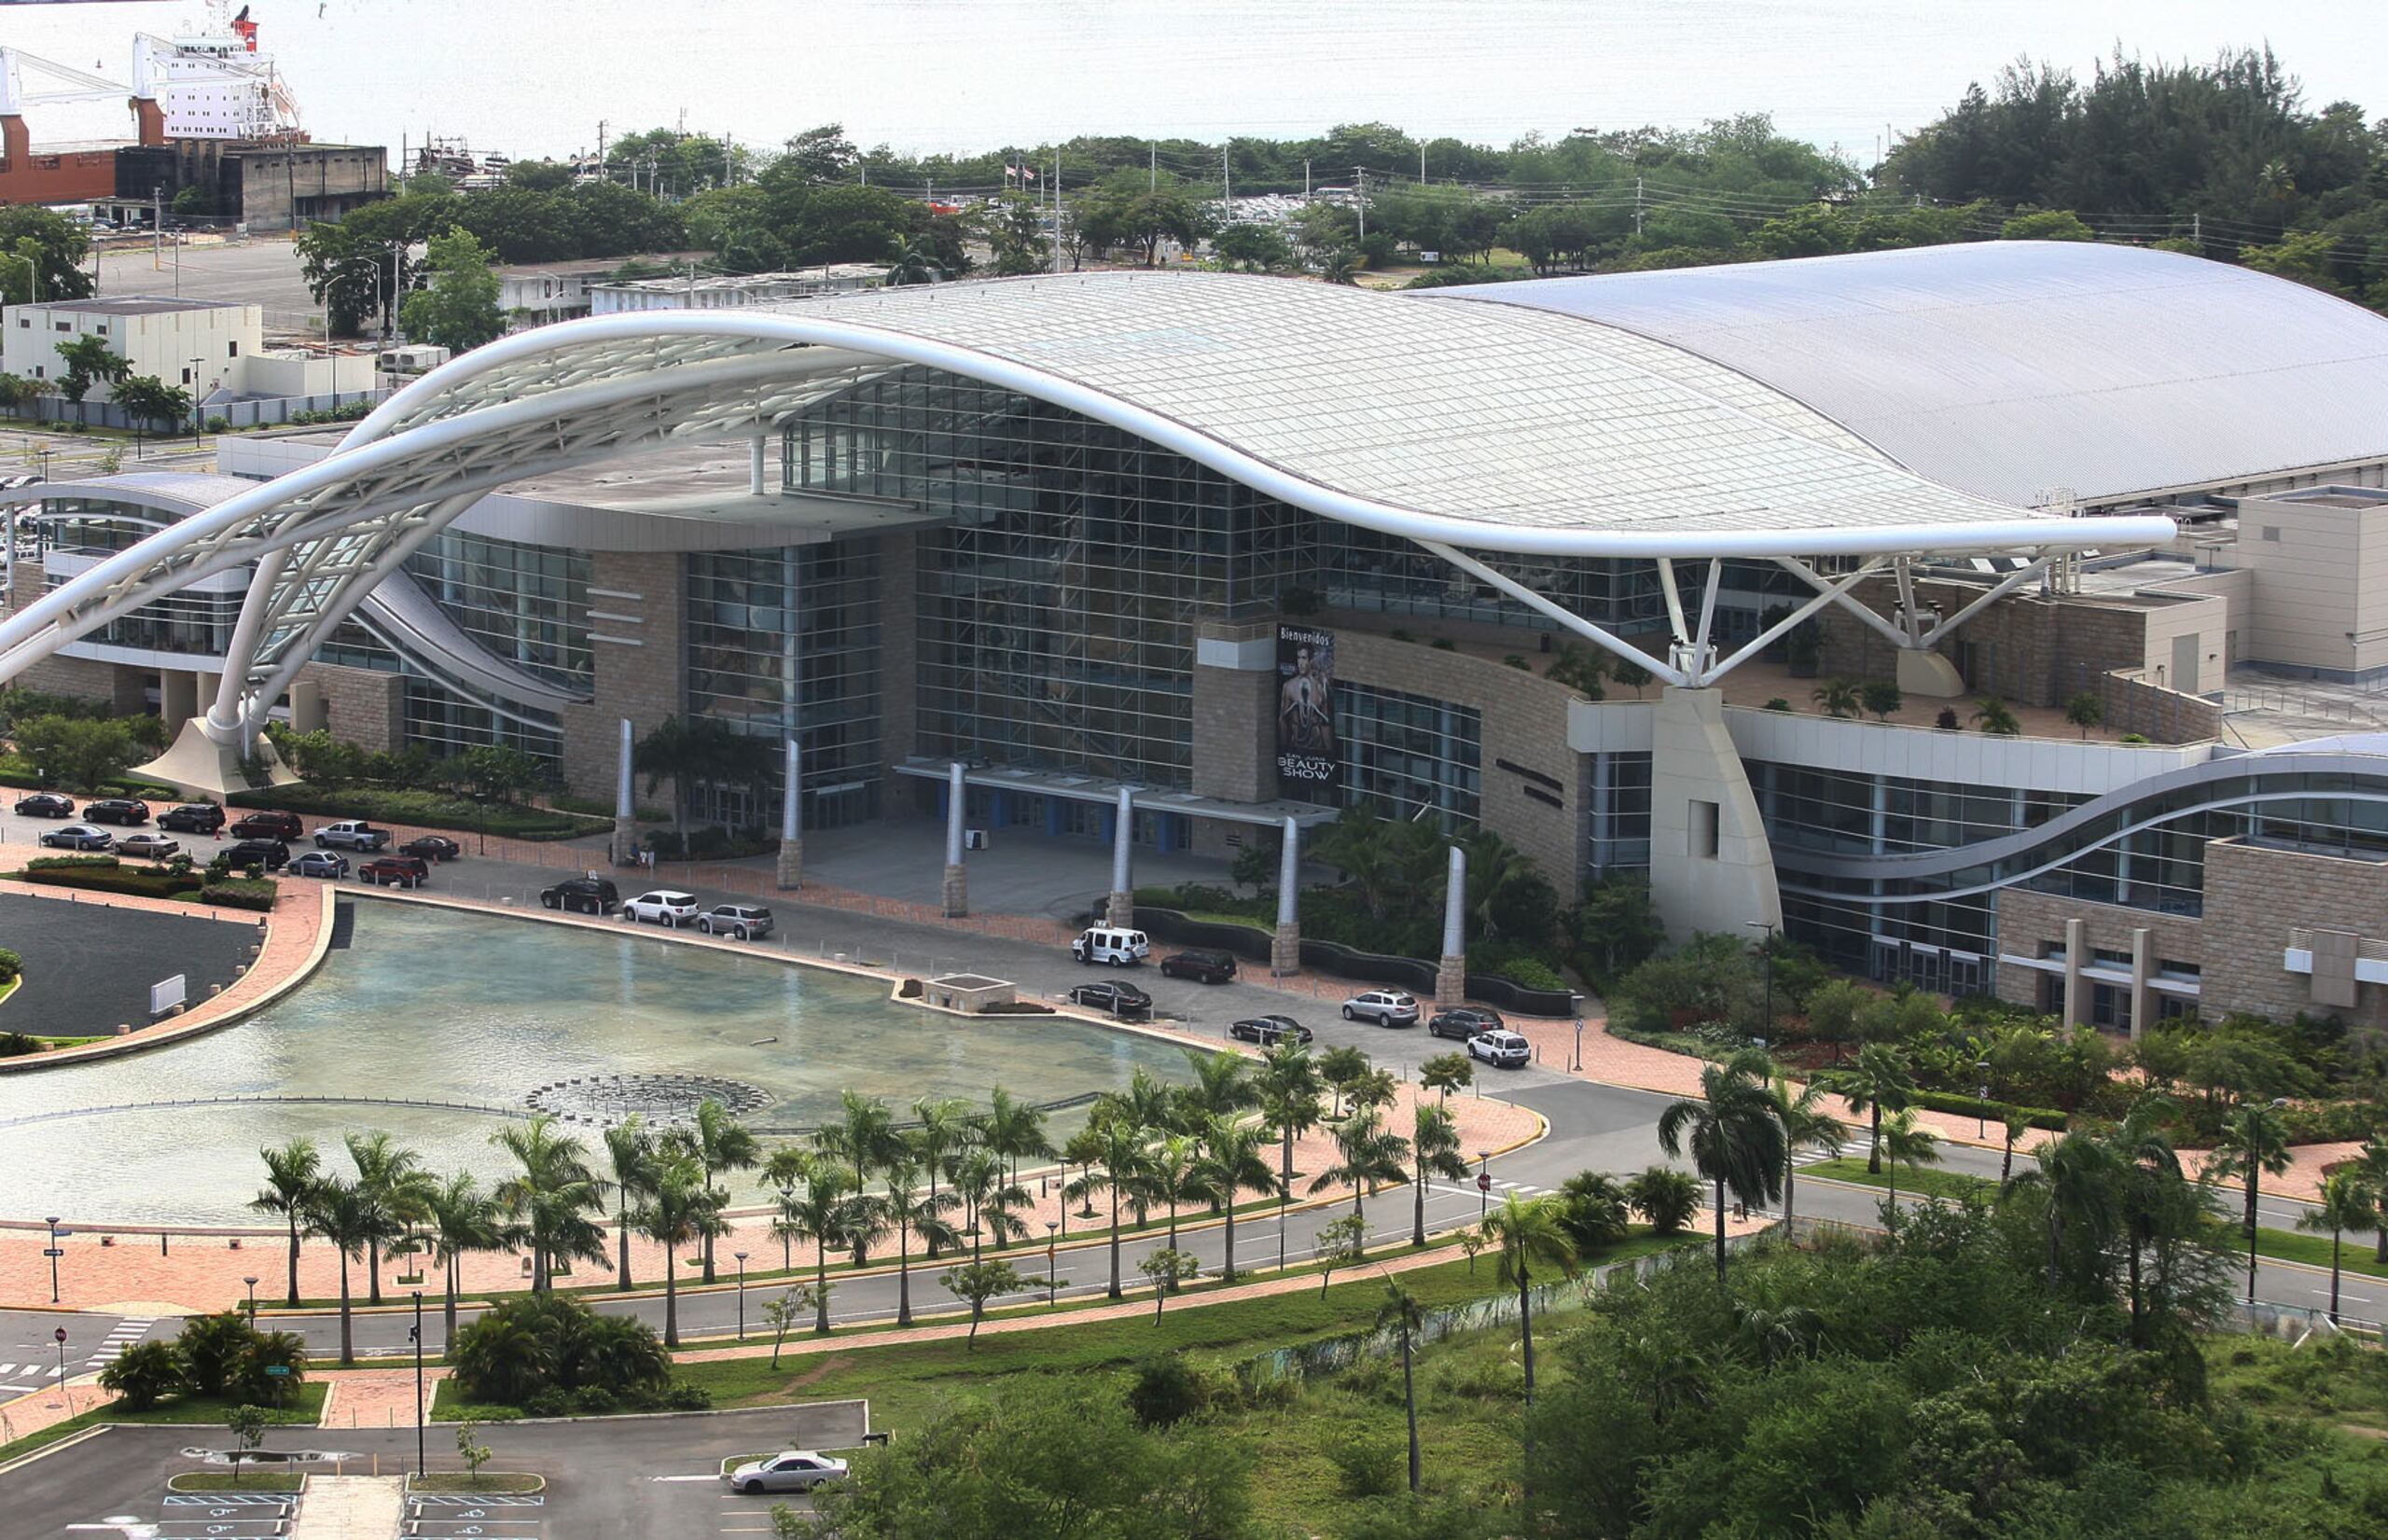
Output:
[[53, 1326, 66, 1343], [1476, 1172, 1492, 1192]]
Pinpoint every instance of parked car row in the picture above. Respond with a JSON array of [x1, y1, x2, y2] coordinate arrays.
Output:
[[11, 796, 471, 868], [534, 878, 774, 939]]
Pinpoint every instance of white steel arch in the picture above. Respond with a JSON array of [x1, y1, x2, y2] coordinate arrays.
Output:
[[0, 288, 2179, 751]]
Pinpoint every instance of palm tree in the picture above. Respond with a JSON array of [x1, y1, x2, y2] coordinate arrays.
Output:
[[1309, 1106, 1411, 1232], [909, 1096, 978, 1259], [680, 1100, 759, 1283], [344, 1131, 430, 1306], [1659, 1049, 1786, 1283], [1256, 1043, 1325, 1199], [2298, 1172, 2382, 1322], [1192, 1115, 1275, 1282], [1832, 1043, 1914, 1174], [983, 1087, 1054, 1198], [1419, 1053, 1472, 1106], [490, 1116, 608, 1292], [251, 1137, 322, 1311], [772, 1158, 853, 1335], [2353, 1134, 2388, 1263], [869, 1158, 958, 1326], [633, 713, 778, 843], [2000, 1109, 2031, 1188], [2107, 1095, 2185, 1339], [2210, 1102, 2293, 1302], [1144, 1131, 1204, 1251], [634, 1151, 726, 1349], [1764, 1071, 1843, 1228], [603, 1117, 659, 1291], [816, 1091, 898, 1263], [949, 1146, 1025, 1259], [1316, 1045, 1370, 1117], [1811, 678, 1863, 718], [305, 1177, 376, 1366], [421, 1172, 510, 1343], [760, 1144, 812, 1270], [1070, 1116, 1148, 1300], [1176, 1048, 1257, 1127], [1876, 1108, 1940, 1221], [1971, 696, 2021, 736], [1379, 1278, 1426, 1496], [1410, 1103, 1472, 1247], [1481, 1193, 1578, 1401], [2018, 1129, 2124, 1294]]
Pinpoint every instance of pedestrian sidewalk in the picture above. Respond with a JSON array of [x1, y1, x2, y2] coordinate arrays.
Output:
[[291, 1475, 404, 1540], [321, 1366, 450, 1430]]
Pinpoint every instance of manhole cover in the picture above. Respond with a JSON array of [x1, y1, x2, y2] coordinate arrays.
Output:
[[524, 1073, 771, 1128]]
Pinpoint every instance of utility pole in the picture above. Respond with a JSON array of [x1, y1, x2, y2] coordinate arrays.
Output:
[[1222, 144, 1231, 226], [1303, 158, 1311, 197], [1355, 167, 1366, 241], [1633, 174, 1645, 237], [1149, 144, 1156, 191], [1420, 144, 1426, 184], [1050, 149, 1062, 273]]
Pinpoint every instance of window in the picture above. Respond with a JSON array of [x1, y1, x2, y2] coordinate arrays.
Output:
[[181, 368, 192, 384], [1691, 799, 1720, 858], [2262, 526, 2282, 542], [228, 340, 238, 358]]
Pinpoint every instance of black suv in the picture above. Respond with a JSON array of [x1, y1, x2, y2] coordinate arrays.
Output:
[[1158, 949, 1238, 983], [541, 876, 620, 915], [1428, 1006, 1507, 1041], [82, 798, 150, 825], [160, 802, 226, 834], [230, 811, 305, 841], [1068, 979, 1152, 1016], [12, 792, 72, 818], [223, 838, 291, 871], [1229, 1014, 1313, 1047]]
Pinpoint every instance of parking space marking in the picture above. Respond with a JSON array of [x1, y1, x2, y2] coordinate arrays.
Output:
[[138, 1486, 298, 1540], [406, 1491, 547, 1540]]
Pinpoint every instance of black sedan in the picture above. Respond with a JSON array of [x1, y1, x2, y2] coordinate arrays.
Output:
[[12, 792, 72, 818], [1229, 1014, 1313, 1047], [81, 798, 151, 825], [1067, 979, 1152, 1016], [400, 835, 463, 862], [1428, 1006, 1507, 1041]]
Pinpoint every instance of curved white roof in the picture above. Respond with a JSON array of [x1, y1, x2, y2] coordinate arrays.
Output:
[[1428, 242, 2388, 508]]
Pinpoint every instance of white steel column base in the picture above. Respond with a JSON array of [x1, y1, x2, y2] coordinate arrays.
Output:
[[1896, 648, 1968, 699], [133, 716, 300, 801]]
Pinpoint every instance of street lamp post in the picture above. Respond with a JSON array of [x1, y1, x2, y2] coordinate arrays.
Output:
[[1045, 1222, 1058, 1305], [734, 1252, 749, 1341], [1277, 1182, 1289, 1273], [1056, 1159, 1068, 1242], [1975, 1059, 1992, 1139], [243, 1275, 259, 1327], [410, 1290, 425, 1477], [45, 1216, 62, 1304], [188, 357, 203, 450]]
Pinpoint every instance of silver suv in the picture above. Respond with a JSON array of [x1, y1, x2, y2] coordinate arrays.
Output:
[[1341, 990, 1420, 1027], [698, 903, 772, 939]]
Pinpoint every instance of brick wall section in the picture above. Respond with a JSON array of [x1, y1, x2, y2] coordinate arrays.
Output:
[[2201, 839, 2388, 1037], [560, 551, 686, 804], [1331, 630, 1585, 891], [2099, 669, 2224, 742], [1191, 618, 1277, 805], [299, 662, 404, 755], [1993, 886, 2206, 1016]]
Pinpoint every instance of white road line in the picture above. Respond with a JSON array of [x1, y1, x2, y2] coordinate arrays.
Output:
[[650, 1474, 721, 1482]]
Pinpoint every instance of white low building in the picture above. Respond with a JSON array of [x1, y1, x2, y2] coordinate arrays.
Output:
[[587, 265, 891, 315], [2, 296, 372, 406]]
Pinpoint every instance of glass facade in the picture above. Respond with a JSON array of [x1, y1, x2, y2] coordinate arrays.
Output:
[[404, 529, 591, 690], [1335, 682, 1482, 830], [684, 543, 885, 830], [403, 676, 563, 767], [1590, 751, 1653, 871]]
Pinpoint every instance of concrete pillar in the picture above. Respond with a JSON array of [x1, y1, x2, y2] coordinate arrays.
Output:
[[1647, 687, 1783, 943], [1437, 844, 1467, 1007], [1105, 784, 1135, 927], [160, 669, 201, 736], [775, 736, 803, 892], [1270, 816, 1301, 976], [288, 677, 327, 735], [943, 761, 968, 918], [749, 435, 768, 496], [613, 717, 638, 867], [2061, 917, 2086, 1028], [2128, 925, 2152, 1041]]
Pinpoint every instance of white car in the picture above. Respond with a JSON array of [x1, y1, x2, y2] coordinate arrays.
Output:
[[1341, 990, 1420, 1027], [620, 889, 701, 927], [726, 1450, 849, 1494], [1468, 1029, 1532, 1069]]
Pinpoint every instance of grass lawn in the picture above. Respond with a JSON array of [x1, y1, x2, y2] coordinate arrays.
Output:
[[169, 1471, 306, 1492], [410, 1472, 544, 1493], [434, 1233, 1688, 1434], [0, 1383, 327, 1465], [1807, 1158, 2388, 1282]]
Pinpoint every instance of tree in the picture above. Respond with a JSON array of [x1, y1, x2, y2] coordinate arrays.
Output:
[[1256, 1042, 1326, 1199], [2299, 1171, 2382, 1321], [1576, 872, 1665, 985], [1315, 1044, 1373, 1117], [12, 715, 141, 792], [99, 1340, 182, 1411], [1765, 1071, 1845, 1228], [490, 1116, 608, 1292], [304, 1177, 377, 1366], [867, 1158, 960, 1326], [1876, 1107, 1942, 1222], [422, 1172, 511, 1345], [635, 713, 781, 842], [1213, 221, 1292, 272], [603, 1117, 659, 1290], [817, 1090, 899, 1263], [633, 1149, 726, 1348], [399, 227, 507, 354], [2208, 1102, 2293, 1302], [983, 1087, 1054, 1205], [1611, 658, 1653, 698], [1626, 1165, 1701, 1235], [0, 206, 94, 302], [456, 1419, 493, 1480], [978, 193, 1048, 276], [758, 1285, 823, 1367], [1972, 696, 2022, 736], [226, 1403, 268, 1485], [1410, 1102, 1473, 1246], [1191, 1115, 1274, 1282], [1861, 680, 1904, 721], [1309, 1106, 1410, 1232], [675, 1099, 759, 1283], [771, 1156, 851, 1336], [2001, 208, 2098, 241], [2064, 690, 2105, 739], [1420, 1052, 1473, 1104], [2353, 1134, 2388, 1263], [1314, 1214, 1369, 1298], [344, 1131, 431, 1307], [1070, 1113, 1148, 1300], [939, 1259, 1025, 1344], [53, 333, 131, 404], [1482, 1193, 1579, 1402], [907, 1096, 977, 1260], [1659, 1049, 1787, 1283], [1137, 1248, 1201, 1318], [251, 1137, 322, 1311], [112, 374, 193, 432], [1833, 1043, 1916, 1174], [1812, 677, 1863, 718], [1380, 1279, 1427, 1495], [1555, 1170, 1631, 1253]]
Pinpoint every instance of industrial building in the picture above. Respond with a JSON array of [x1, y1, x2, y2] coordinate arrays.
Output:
[[5, 241, 2387, 1034]]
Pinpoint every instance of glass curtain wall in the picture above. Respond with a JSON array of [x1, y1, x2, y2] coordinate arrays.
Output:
[[1335, 682, 1482, 830], [404, 529, 592, 690]]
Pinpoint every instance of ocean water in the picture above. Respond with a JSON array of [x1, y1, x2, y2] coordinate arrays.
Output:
[[2, 1, 2378, 170]]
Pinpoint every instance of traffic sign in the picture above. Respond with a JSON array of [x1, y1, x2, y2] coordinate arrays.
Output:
[[1476, 1172, 1492, 1192], [51, 1228, 71, 1238], [53, 1326, 67, 1342], [264, 1364, 291, 1377]]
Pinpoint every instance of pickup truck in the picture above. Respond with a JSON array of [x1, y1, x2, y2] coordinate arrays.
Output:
[[313, 819, 393, 852]]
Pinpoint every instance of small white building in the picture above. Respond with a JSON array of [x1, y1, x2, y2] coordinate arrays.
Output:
[[587, 265, 892, 315], [0, 296, 373, 407]]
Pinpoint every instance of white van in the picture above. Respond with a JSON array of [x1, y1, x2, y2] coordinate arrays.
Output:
[[1072, 926, 1151, 966]]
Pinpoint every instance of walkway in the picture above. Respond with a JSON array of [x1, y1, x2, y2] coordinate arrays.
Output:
[[290, 1475, 404, 1540]]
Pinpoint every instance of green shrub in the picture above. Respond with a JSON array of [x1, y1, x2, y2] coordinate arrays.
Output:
[[451, 1295, 670, 1409], [1625, 1166, 1701, 1236], [229, 784, 605, 841], [1909, 1089, 2067, 1132], [0, 947, 20, 983], [15, 856, 201, 901], [662, 1380, 711, 1410], [0, 1031, 39, 1058], [1327, 1429, 1403, 1497], [1127, 1354, 1208, 1428], [98, 1340, 184, 1410], [1431, 637, 1457, 650], [201, 878, 278, 912]]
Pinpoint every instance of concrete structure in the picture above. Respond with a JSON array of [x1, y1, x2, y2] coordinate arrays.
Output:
[[498, 253, 712, 324], [1, 296, 372, 410], [589, 264, 891, 315], [114, 139, 387, 231], [4, 246, 2388, 1036]]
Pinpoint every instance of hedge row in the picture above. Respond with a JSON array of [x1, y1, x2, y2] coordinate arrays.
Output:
[[200, 879, 277, 912], [1909, 1089, 2069, 1132], [229, 784, 608, 841], [15, 858, 199, 902]]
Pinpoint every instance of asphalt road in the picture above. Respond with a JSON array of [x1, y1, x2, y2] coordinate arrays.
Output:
[[4, 1400, 868, 1540], [0, 889, 255, 1039]]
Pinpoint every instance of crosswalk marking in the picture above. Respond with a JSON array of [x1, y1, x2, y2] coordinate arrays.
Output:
[[87, 1317, 156, 1366]]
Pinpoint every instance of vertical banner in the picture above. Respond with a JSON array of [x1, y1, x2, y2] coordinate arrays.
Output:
[[1275, 622, 1340, 801]]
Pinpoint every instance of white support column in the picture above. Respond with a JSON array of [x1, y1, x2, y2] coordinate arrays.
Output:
[[1106, 785, 1135, 927], [1656, 557, 1691, 648], [942, 760, 968, 918], [1687, 557, 1722, 676], [2061, 917, 2087, 1028], [1436, 844, 1467, 1007], [1893, 556, 1924, 645], [1418, 540, 1689, 686], [614, 717, 638, 867], [1648, 686, 1783, 944], [749, 436, 767, 496], [1271, 816, 1301, 977], [1776, 554, 1911, 651], [1700, 559, 1887, 683], [775, 736, 803, 891], [203, 548, 289, 742]]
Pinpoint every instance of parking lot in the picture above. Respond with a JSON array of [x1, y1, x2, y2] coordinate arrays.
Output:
[[410, 1489, 549, 1539], [0, 890, 255, 1041], [151, 1488, 299, 1538]]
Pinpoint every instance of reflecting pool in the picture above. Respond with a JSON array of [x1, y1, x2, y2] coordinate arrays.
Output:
[[0, 900, 1193, 1224]]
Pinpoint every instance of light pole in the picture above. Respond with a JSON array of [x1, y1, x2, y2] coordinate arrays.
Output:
[[1277, 1181, 1289, 1273], [188, 357, 203, 450], [1056, 1159, 1068, 1242], [410, 1290, 425, 1477], [1477, 1152, 1492, 1219], [1045, 1222, 1058, 1305], [243, 1275, 259, 1327], [45, 1215, 62, 1304], [734, 1252, 749, 1341], [1744, 919, 1778, 1037], [1974, 1059, 1991, 1139]]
